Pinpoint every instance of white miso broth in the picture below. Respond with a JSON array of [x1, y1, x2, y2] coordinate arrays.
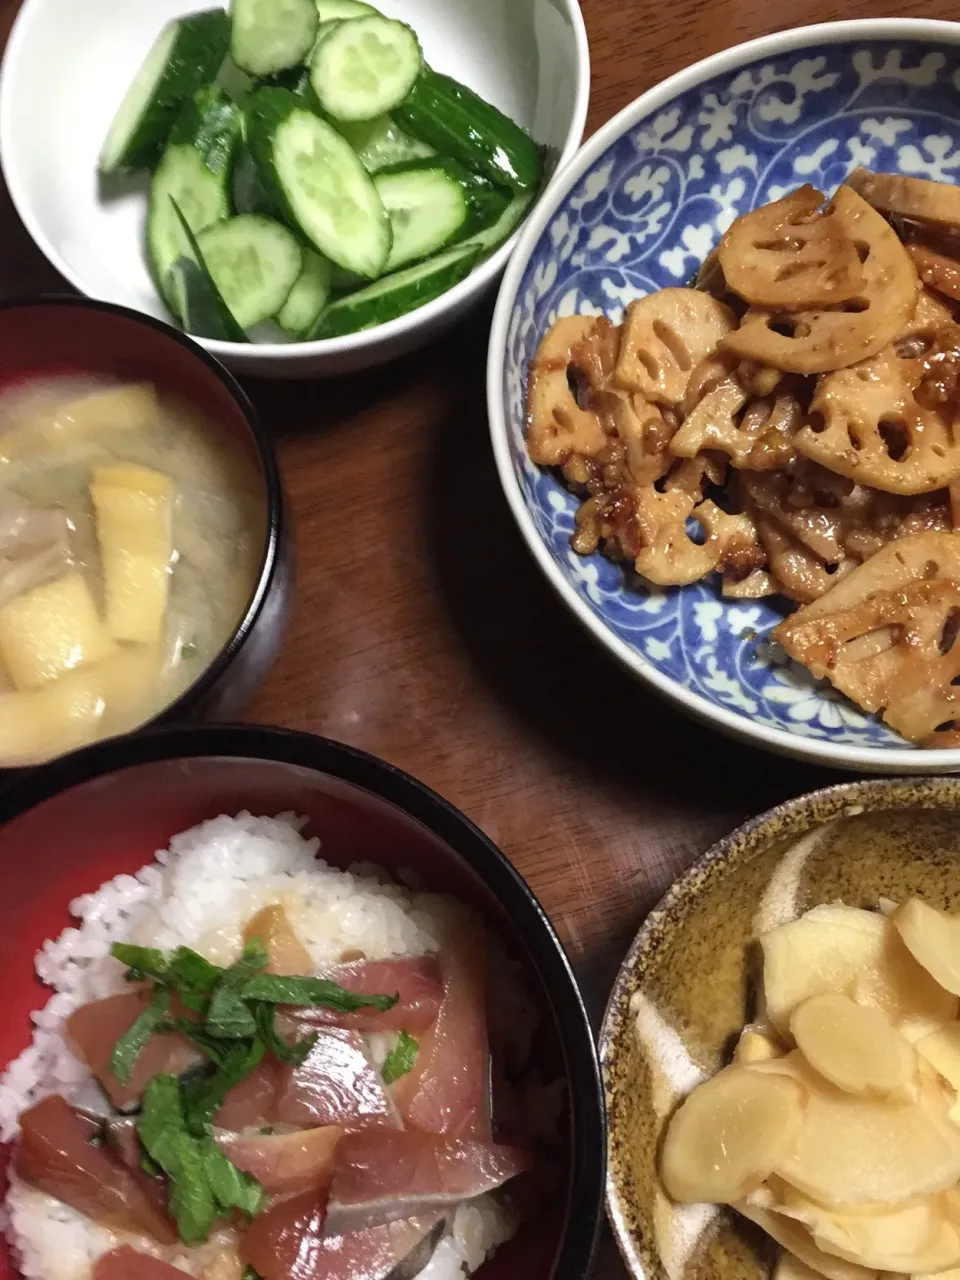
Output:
[[0, 376, 266, 766]]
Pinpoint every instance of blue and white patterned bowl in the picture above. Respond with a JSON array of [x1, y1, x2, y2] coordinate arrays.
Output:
[[488, 18, 960, 775]]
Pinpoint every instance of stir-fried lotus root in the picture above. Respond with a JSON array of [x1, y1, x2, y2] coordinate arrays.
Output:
[[774, 532, 960, 746], [526, 316, 608, 470], [615, 288, 736, 402], [718, 185, 866, 309], [797, 303, 960, 496], [848, 167, 960, 229], [722, 186, 919, 374], [524, 172, 960, 747]]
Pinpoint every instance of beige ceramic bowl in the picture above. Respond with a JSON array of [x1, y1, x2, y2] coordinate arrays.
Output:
[[600, 778, 960, 1280]]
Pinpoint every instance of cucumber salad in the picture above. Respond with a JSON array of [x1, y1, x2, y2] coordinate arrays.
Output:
[[98, 0, 545, 343]]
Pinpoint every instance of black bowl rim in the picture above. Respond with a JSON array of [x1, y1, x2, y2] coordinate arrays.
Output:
[[0, 294, 286, 743], [0, 721, 607, 1280]]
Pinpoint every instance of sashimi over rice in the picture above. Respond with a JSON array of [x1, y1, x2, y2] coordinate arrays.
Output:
[[0, 813, 547, 1280]]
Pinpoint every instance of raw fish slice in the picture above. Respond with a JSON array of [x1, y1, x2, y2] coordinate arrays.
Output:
[[218, 1125, 344, 1193], [304, 1216, 446, 1280], [93, 1247, 191, 1280], [104, 1115, 147, 1171], [241, 1187, 327, 1280], [276, 1029, 399, 1130], [288, 957, 444, 1033], [390, 923, 491, 1140], [241, 1189, 443, 1280], [325, 1130, 533, 1232], [15, 1096, 176, 1244], [67, 991, 200, 1111], [216, 1057, 283, 1131]]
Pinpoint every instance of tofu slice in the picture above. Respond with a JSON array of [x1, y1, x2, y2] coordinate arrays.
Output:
[[90, 464, 175, 644], [0, 384, 157, 464], [0, 572, 115, 691]]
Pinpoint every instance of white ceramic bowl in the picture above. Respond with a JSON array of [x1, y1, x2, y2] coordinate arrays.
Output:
[[488, 19, 960, 774], [0, 0, 589, 378]]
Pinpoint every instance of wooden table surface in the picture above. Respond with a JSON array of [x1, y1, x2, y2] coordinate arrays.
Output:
[[0, 0, 946, 1271]]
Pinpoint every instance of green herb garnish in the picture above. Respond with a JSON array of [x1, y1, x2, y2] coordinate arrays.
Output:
[[106, 936, 397, 1246], [138, 1073, 263, 1243], [252, 999, 317, 1068], [112, 943, 170, 984], [381, 1031, 419, 1084], [182, 1038, 266, 1137], [240, 972, 399, 1013], [139, 1075, 217, 1245], [167, 948, 222, 1013], [205, 941, 268, 1039], [201, 1137, 265, 1217], [181, 642, 199, 659], [110, 986, 171, 1084]]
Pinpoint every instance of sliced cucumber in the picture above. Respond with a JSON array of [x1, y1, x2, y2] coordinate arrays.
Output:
[[230, 0, 318, 75], [147, 87, 240, 312], [375, 158, 510, 271], [99, 9, 231, 175], [310, 16, 421, 123], [232, 143, 275, 215], [329, 262, 365, 292], [246, 88, 391, 277], [217, 56, 257, 102], [168, 200, 247, 342], [375, 165, 468, 272], [315, 0, 376, 18], [149, 147, 229, 310], [396, 69, 544, 192], [256, 65, 314, 103], [307, 242, 480, 338], [277, 249, 333, 333], [169, 84, 242, 176], [314, 19, 342, 44], [197, 215, 303, 329], [458, 171, 512, 236], [336, 114, 434, 173], [461, 188, 534, 252]]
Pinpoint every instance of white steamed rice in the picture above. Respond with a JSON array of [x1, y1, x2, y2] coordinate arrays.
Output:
[[0, 812, 516, 1280]]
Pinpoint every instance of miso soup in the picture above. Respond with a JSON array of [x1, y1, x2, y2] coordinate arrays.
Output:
[[0, 377, 266, 765]]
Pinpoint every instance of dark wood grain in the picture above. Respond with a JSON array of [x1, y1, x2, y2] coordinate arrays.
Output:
[[0, 0, 934, 1271]]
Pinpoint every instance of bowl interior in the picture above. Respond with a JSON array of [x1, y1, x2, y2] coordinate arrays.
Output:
[[0, 0, 583, 335], [0, 735, 599, 1280], [494, 29, 960, 764], [600, 777, 960, 1280]]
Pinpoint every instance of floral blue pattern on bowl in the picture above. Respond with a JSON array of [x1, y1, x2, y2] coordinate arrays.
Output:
[[501, 37, 960, 752]]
